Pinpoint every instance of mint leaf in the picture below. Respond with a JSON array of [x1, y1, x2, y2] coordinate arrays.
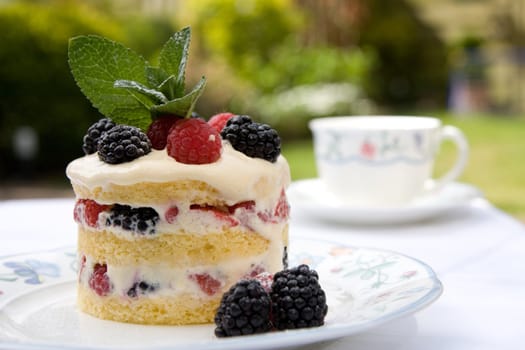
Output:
[[145, 67, 178, 100], [159, 27, 190, 97], [114, 80, 168, 104], [145, 66, 169, 88], [152, 76, 206, 118], [158, 75, 178, 100], [68, 35, 151, 129]]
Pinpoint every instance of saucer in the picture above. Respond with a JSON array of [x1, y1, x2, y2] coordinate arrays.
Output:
[[287, 178, 483, 225]]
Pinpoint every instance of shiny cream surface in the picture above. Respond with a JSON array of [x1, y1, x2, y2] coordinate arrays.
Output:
[[66, 143, 291, 204]]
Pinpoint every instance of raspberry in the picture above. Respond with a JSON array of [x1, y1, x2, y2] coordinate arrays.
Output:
[[89, 263, 111, 297], [214, 279, 272, 337], [106, 204, 160, 235], [147, 115, 182, 150], [221, 115, 281, 162], [270, 264, 328, 330], [74, 199, 110, 228], [208, 112, 235, 133], [167, 118, 222, 164], [98, 125, 152, 164], [189, 273, 222, 296], [82, 118, 116, 155]]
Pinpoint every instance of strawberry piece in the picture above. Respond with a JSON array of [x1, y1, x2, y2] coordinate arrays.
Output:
[[78, 255, 87, 282], [227, 200, 256, 214], [208, 112, 235, 133], [165, 205, 179, 224], [147, 115, 182, 150], [190, 204, 239, 227], [74, 199, 110, 228], [252, 272, 273, 293], [257, 211, 272, 223], [244, 265, 266, 279], [256, 190, 289, 223], [89, 263, 111, 296], [167, 118, 222, 164], [274, 189, 290, 220], [189, 273, 222, 296]]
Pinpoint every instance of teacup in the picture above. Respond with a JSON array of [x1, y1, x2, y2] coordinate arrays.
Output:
[[309, 116, 469, 207]]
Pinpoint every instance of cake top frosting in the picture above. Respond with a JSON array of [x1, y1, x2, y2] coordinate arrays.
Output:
[[66, 143, 290, 203]]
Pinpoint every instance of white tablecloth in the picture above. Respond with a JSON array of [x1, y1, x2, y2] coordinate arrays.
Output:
[[1, 197, 524, 349]]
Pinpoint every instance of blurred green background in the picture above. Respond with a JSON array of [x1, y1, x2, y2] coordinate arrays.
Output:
[[0, 0, 524, 220]]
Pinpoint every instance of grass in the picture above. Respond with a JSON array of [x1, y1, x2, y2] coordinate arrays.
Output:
[[282, 115, 525, 221]]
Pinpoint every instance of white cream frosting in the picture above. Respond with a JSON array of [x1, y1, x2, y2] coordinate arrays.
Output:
[[66, 143, 291, 205], [72, 142, 289, 299], [79, 248, 284, 299]]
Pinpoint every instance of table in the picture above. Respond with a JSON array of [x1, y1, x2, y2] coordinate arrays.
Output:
[[1, 197, 524, 350]]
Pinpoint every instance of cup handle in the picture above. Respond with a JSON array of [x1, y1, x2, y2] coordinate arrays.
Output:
[[425, 125, 469, 192]]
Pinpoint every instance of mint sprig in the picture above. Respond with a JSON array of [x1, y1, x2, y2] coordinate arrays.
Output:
[[68, 27, 205, 130], [152, 76, 206, 117]]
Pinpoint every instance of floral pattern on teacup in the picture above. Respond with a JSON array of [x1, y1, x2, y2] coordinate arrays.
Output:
[[317, 130, 436, 165]]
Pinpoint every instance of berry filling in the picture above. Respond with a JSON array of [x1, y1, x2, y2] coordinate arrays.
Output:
[[189, 273, 222, 296], [190, 204, 239, 227], [106, 204, 160, 235], [74, 193, 285, 237], [127, 281, 159, 298], [165, 205, 179, 224], [89, 263, 112, 297], [74, 199, 110, 228]]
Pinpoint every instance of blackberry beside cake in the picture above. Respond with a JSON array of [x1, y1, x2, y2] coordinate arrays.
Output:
[[66, 28, 290, 325]]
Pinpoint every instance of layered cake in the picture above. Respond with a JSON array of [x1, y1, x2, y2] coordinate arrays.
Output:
[[66, 28, 290, 325]]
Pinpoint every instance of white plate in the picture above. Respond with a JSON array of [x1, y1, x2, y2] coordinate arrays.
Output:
[[0, 238, 442, 350], [287, 179, 482, 225]]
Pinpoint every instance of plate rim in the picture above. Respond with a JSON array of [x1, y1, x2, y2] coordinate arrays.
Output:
[[0, 238, 443, 350]]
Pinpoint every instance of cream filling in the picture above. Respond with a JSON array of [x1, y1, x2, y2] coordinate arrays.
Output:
[[79, 246, 284, 299]]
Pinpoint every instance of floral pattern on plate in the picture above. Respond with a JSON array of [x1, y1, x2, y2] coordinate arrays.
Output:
[[0, 249, 76, 302], [0, 239, 442, 350]]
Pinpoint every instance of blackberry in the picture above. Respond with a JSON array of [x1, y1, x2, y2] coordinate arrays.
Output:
[[106, 204, 159, 235], [97, 125, 152, 164], [127, 281, 158, 298], [214, 279, 272, 337], [221, 115, 281, 163], [82, 118, 116, 155], [270, 264, 328, 330]]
